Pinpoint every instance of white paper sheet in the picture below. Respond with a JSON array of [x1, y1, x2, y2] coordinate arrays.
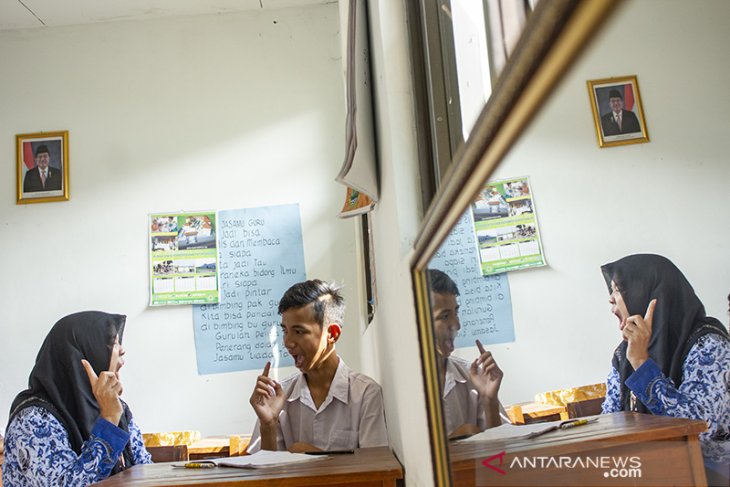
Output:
[[214, 450, 327, 469], [460, 417, 601, 443]]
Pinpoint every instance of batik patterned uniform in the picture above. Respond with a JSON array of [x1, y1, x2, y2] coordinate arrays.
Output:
[[602, 333, 730, 463], [3, 405, 151, 486]]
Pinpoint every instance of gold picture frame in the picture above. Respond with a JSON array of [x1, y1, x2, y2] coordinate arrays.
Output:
[[587, 75, 649, 148], [16, 130, 69, 204]]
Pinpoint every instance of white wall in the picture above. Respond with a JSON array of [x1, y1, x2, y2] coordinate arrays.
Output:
[[365, 2, 436, 486], [475, 0, 730, 406], [0, 4, 367, 437]]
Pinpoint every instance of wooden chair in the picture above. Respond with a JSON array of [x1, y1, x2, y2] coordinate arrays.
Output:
[[506, 402, 566, 425], [506, 404, 525, 425], [229, 434, 252, 457], [146, 445, 188, 463], [188, 437, 230, 460], [559, 397, 605, 420]]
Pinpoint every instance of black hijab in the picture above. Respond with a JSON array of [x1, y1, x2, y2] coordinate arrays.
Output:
[[601, 254, 729, 413], [9, 311, 135, 472]]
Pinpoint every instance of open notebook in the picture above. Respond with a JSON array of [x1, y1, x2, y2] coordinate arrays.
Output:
[[459, 417, 601, 443], [214, 450, 327, 469]]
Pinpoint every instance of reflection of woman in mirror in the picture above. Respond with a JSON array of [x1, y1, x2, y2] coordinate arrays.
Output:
[[428, 269, 508, 439], [600, 254, 729, 482]]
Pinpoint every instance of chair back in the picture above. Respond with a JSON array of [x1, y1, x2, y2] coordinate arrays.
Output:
[[229, 434, 252, 457], [147, 444, 189, 463], [565, 397, 604, 419]]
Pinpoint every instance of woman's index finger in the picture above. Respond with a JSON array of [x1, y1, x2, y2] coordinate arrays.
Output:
[[644, 299, 657, 329], [81, 359, 98, 386]]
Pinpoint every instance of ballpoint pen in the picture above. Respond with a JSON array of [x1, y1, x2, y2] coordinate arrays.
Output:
[[527, 417, 598, 439], [560, 418, 595, 430], [304, 450, 355, 455], [172, 461, 217, 469]]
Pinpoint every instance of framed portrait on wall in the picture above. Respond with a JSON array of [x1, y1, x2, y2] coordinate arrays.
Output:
[[16, 131, 69, 204], [587, 75, 649, 148]]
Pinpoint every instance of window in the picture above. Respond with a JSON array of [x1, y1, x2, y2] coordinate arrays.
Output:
[[407, 0, 533, 211]]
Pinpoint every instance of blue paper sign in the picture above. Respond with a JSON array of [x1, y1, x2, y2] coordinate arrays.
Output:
[[428, 210, 515, 347], [193, 204, 306, 374]]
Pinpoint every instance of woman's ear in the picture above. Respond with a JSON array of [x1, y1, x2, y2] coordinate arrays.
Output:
[[327, 324, 341, 342]]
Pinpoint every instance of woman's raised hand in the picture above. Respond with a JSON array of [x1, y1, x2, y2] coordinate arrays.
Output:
[[623, 299, 656, 370], [81, 359, 123, 426]]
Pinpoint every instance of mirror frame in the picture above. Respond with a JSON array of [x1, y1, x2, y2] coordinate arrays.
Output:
[[410, 0, 620, 484]]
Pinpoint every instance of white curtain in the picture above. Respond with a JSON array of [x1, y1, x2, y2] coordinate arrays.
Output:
[[336, 0, 378, 218]]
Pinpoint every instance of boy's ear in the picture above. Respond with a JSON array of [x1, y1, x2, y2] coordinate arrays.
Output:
[[327, 323, 342, 342]]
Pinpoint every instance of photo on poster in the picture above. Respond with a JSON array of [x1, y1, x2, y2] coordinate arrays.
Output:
[[177, 215, 216, 250]]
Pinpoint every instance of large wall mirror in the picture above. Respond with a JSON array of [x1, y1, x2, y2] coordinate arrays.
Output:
[[412, 0, 730, 485]]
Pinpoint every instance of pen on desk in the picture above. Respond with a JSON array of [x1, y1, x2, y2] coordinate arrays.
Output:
[[527, 417, 598, 439], [183, 461, 217, 468], [559, 418, 591, 430], [304, 450, 355, 455]]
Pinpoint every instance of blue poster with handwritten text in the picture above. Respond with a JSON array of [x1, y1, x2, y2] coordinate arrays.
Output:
[[192, 204, 306, 374], [429, 210, 515, 347]]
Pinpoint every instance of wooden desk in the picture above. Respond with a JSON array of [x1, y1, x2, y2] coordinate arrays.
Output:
[[95, 446, 403, 487], [449, 412, 707, 486]]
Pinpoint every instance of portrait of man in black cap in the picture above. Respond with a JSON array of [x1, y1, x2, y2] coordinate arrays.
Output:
[[23, 143, 63, 193], [600, 87, 642, 136]]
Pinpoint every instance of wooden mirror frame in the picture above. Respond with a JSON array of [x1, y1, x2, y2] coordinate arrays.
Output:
[[410, 1, 620, 484]]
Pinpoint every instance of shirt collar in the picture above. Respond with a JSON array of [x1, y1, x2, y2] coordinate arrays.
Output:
[[329, 358, 350, 404], [288, 373, 306, 402], [287, 357, 350, 408], [443, 357, 468, 398]]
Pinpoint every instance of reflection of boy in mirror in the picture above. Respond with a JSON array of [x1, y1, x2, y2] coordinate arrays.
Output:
[[428, 269, 509, 438]]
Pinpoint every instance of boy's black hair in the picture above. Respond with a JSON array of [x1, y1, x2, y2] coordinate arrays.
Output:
[[428, 269, 460, 296], [278, 279, 345, 327]]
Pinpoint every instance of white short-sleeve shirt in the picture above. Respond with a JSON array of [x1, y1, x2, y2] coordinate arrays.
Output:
[[248, 359, 388, 452], [443, 355, 509, 435]]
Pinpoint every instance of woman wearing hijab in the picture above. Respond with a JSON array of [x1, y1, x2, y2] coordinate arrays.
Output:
[[600, 254, 729, 483], [3, 311, 151, 485]]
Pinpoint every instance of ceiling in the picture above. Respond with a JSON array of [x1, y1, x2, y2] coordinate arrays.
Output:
[[0, 0, 332, 31]]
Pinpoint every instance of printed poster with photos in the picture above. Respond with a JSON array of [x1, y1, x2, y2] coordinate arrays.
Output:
[[471, 176, 546, 275], [149, 211, 220, 306]]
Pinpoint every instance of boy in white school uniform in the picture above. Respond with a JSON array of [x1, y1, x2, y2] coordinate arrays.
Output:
[[247, 279, 388, 452], [428, 269, 510, 438]]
